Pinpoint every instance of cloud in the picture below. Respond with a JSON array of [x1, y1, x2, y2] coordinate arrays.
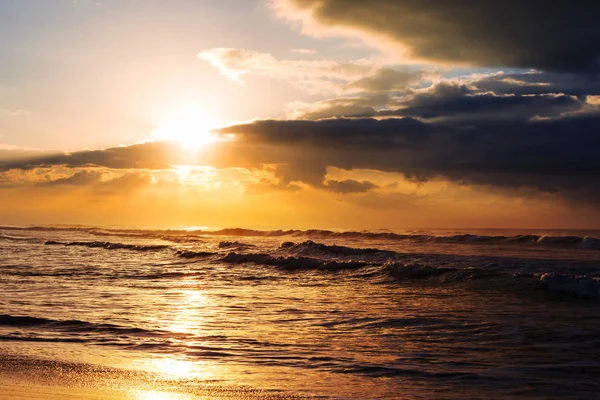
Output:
[[7, 109, 600, 205], [198, 47, 382, 93], [45, 170, 154, 193], [0, 109, 30, 117], [350, 68, 435, 92], [93, 172, 154, 194], [470, 72, 600, 96], [379, 82, 582, 121], [0, 147, 58, 163], [291, 48, 317, 54], [4, 74, 600, 206], [588, 96, 600, 106], [214, 113, 600, 204], [287, 93, 390, 119], [0, 140, 185, 171], [274, 0, 600, 72], [289, 73, 589, 120], [325, 179, 378, 193], [43, 170, 104, 186], [217, 117, 430, 149]]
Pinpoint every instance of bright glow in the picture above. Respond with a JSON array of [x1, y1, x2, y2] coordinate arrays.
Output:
[[149, 358, 195, 378], [153, 107, 219, 149], [134, 390, 193, 400], [167, 289, 211, 334], [132, 355, 213, 381]]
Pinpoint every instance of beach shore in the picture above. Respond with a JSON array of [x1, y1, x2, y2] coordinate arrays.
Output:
[[0, 380, 127, 400], [0, 376, 307, 400], [0, 362, 307, 400]]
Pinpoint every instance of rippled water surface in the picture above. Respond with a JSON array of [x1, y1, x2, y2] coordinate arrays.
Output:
[[1, 226, 600, 399]]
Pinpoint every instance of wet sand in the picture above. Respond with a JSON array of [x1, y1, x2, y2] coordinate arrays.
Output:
[[0, 376, 308, 400], [0, 380, 127, 400], [0, 355, 307, 400]]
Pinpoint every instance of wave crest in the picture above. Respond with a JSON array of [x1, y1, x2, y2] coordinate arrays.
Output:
[[538, 273, 600, 298], [45, 240, 169, 252], [176, 250, 217, 259], [0, 233, 41, 243], [280, 240, 395, 258], [220, 252, 369, 270]]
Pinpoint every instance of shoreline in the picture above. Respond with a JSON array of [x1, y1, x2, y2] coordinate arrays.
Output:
[[0, 354, 309, 400], [0, 379, 127, 400]]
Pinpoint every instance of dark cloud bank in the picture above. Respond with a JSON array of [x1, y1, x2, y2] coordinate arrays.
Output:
[[282, 0, 600, 72], [3, 107, 600, 204]]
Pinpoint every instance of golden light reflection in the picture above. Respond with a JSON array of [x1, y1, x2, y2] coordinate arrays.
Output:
[[134, 390, 193, 400], [167, 289, 211, 334], [148, 358, 195, 378]]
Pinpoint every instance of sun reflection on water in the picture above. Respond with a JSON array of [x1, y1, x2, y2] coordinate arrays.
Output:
[[149, 358, 196, 378], [135, 390, 194, 400], [167, 288, 211, 334]]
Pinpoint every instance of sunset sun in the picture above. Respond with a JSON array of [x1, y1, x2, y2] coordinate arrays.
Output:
[[153, 108, 218, 149]]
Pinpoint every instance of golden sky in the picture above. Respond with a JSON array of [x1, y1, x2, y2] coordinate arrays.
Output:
[[1, 0, 600, 228]]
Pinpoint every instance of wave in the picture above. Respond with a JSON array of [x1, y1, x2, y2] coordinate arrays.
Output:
[[88, 230, 206, 244], [280, 240, 396, 258], [383, 263, 456, 280], [176, 250, 218, 259], [0, 233, 41, 243], [218, 241, 257, 250], [381, 263, 600, 299], [45, 240, 170, 252], [0, 314, 172, 337], [206, 229, 600, 250], [6, 225, 600, 250], [211, 230, 600, 251], [220, 252, 369, 271], [538, 273, 600, 298]]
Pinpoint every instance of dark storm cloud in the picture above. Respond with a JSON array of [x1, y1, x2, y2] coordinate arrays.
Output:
[[217, 117, 430, 149], [40, 170, 154, 193], [350, 68, 428, 92], [297, 93, 390, 120], [0, 148, 59, 163], [4, 110, 600, 203], [380, 83, 582, 120], [294, 75, 594, 121], [325, 179, 378, 193], [0, 141, 184, 172], [471, 72, 600, 97], [215, 113, 600, 203], [280, 0, 600, 72]]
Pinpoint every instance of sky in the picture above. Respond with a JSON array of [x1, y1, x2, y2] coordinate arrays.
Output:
[[1, 0, 600, 229]]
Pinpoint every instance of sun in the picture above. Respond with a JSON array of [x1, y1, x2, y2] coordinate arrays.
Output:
[[153, 108, 218, 149]]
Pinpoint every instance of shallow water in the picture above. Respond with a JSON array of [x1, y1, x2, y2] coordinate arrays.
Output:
[[1, 226, 600, 399]]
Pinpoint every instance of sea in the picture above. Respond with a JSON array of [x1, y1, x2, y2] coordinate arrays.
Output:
[[1, 226, 600, 399]]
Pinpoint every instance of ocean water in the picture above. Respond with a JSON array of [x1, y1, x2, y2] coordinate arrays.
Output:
[[1, 226, 600, 399]]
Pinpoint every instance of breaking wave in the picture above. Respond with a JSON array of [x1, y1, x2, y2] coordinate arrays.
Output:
[[538, 273, 600, 298], [45, 240, 170, 252], [220, 252, 369, 270], [201, 229, 600, 250], [280, 240, 396, 258], [381, 263, 600, 299], [6, 225, 600, 250], [0, 314, 169, 337], [0, 233, 41, 243], [218, 241, 257, 250], [176, 250, 218, 259]]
